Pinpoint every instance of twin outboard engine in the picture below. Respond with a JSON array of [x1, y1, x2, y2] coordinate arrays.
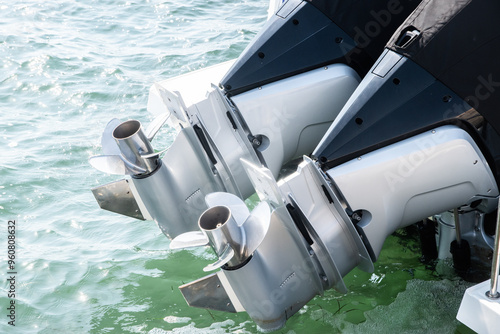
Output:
[[90, 0, 420, 238], [90, 0, 500, 331]]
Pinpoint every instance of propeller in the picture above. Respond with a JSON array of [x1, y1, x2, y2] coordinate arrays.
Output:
[[90, 114, 170, 176], [170, 192, 271, 272], [89, 154, 147, 175], [169, 231, 209, 249], [101, 118, 122, 156]]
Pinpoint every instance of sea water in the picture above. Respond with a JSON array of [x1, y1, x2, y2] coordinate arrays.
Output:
[[0, 1, 478, 333]]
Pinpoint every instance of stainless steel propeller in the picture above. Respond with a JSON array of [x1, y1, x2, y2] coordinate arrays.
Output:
[[170, 192, 271, 272], [89, 114, 170, 176]]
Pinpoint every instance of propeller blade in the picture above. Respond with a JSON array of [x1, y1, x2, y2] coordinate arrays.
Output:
[[205, 192, 250, 226], [89, 155, 127, 175], [170, 231, 209, 250], [203, 245, 235, 272], [241, 201, 271, 257], [101, 118, 122, 156], [145, 113, 170, 141], [89, 155, 146, 175], [140, 146, 169, 160]]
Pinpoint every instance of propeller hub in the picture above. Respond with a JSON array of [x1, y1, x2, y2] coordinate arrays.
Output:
[[113, 120, 158, 174], [199, 205, 246, 267]]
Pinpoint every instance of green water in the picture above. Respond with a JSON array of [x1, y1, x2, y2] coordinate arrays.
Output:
[[0, 1, 479, 333]]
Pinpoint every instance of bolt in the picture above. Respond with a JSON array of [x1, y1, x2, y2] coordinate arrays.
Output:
[[352, 212, 362, 222]]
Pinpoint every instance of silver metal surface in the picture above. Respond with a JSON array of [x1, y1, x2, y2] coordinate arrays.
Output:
[[194, 86, 261, 198], [203, 245, 235, 272], [89, 154, 147, 175], [287, 193, 348, 293], [140, 146, 169, 160], [278, 157, 373, 279], [90, 62, 376, 331], [205, 192, 250, 225], [197, 198, 272, 270], [487, 197, 500, 299], [232, 63, 360, 178], [199, 205, 245, 267], [306, 156, 374, 273], [113, 120, 158, 173], [91, 179, 145, 220], [131, 126, 224, 238], [222, 205, 323, 331], [179, 273, 238, 313], [240, 158, 283, 207], [240, 202, 271, 258], [101, 118, 122, 155], [171, 190, 271, 273], [327, 125, 499, 258], [169, 231, 208, 249], [92, 119, 162, 176], [155, 84, 189, 124]]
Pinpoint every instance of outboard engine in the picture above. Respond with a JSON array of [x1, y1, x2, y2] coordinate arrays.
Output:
[[90, 0, 420, 238], [170, 0, 500, 330], [312, 0, 500, 263]]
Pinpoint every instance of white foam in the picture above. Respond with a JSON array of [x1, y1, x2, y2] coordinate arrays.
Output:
[[163, 316, 191, 324]]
